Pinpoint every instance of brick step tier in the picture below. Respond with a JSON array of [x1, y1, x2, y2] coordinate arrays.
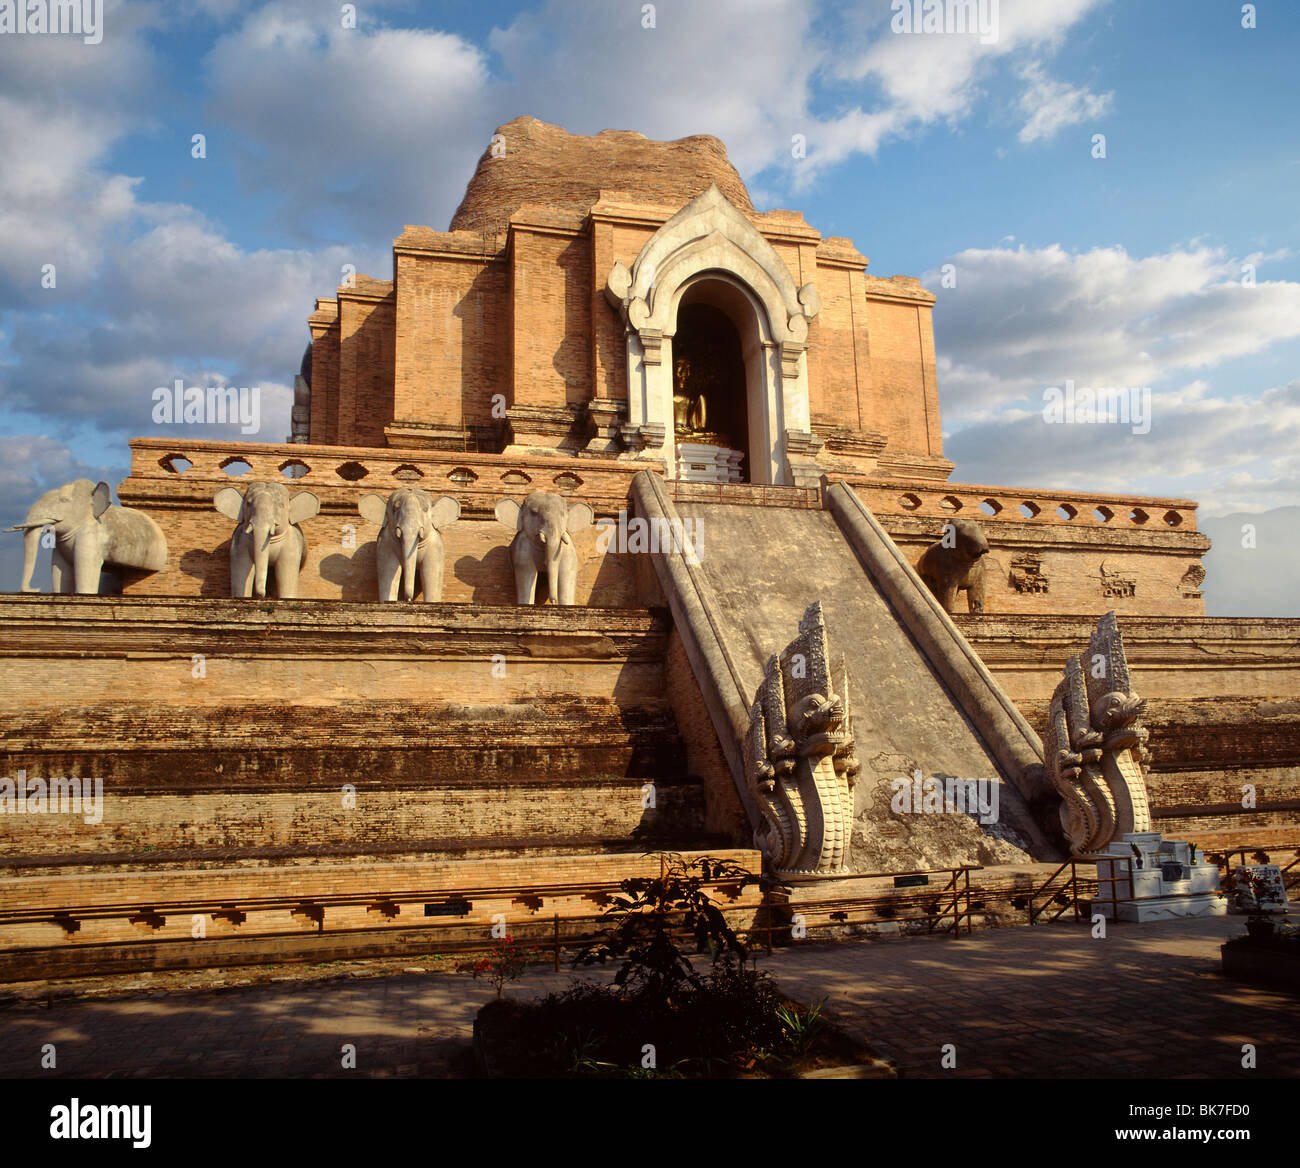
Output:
[[1, 829, 736, 876], [0, 699, 717, 857]]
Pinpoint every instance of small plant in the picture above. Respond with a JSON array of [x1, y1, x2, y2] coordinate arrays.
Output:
[[775, 997, 827, 1060], [463, 935, 538, 1000]]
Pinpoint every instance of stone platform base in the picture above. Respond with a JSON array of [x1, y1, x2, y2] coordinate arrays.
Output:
[[1091, 894, 1227, 922]]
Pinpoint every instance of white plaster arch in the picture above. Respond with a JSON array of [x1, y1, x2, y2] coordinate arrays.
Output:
[[605, 184, 822, 484], [670, 272, 781, 484]]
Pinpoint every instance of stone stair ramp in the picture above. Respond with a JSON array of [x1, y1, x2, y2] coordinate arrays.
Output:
[[631, 471, 1063, 872]]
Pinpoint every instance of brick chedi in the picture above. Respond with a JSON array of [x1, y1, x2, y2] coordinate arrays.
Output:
[[120, 117, 1212, 620], [1, 116, 1295, 981]]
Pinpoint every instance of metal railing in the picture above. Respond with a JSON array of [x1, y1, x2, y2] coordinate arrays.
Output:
[[755, 865, 983, 947]]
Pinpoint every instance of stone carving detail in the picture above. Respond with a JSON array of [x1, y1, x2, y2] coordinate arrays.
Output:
[[580, 397, 625, 457], [619, 420, 665, 456], [214, 481, 319, 599], [916, 518, 989, 613], [1044, 611, 1153, 854], [1009, 553, 1049, 594], [1179, 563, 1206, 599], [357, 488, 459, 602], [743, 602, 860, 878], [494, 490, 593, 605], [782, 429, 825, 490], [1099, 560, 1137, 599], [7, 479, 168, 594]]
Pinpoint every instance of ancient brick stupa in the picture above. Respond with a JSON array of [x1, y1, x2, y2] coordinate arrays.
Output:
[[1, 117, 1294, 978]]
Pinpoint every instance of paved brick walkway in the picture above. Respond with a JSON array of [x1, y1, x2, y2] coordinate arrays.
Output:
[[0, 915, 1295, 1078], [764, 915, 1299, 1078]]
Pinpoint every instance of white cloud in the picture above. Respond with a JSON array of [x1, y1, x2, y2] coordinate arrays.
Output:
[[926, 239, 1300, 527], [1016, 61, 1112, 144], [945, 378, 1300, 507], [0, 2, 158, 303], [796, 0, 1110, 178], [925, 242, 1300, 427], [203, 2, 495, 239]]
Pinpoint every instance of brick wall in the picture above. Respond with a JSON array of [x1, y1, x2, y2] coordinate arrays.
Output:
[[307, 300, 339, 444], [337, 279, 396, 447], [510, 218, 593, 409], [959, 614, 1300, 839], [0, 599, 717, 864]]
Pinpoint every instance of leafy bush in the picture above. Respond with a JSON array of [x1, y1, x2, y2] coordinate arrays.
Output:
[[574, 851, 762, 1007], [474, 853, 832, 1076]]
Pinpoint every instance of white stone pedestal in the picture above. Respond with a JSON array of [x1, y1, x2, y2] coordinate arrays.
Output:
[[675, 442, 745, 484], [1091, 831, 1226, 921]]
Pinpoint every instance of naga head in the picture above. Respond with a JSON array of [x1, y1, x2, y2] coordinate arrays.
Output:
[[1091, 690, 1145, 734]]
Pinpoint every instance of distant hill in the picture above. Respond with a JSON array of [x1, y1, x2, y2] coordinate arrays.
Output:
[[1200, 506, 1300, 617]]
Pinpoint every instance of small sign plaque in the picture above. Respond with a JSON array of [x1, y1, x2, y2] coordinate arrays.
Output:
[[424, 900, 472, 917], [894, 874, 930, 888]]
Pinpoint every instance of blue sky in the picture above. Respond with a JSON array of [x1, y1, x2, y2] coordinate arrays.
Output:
[[1, 0, 1298, 612]]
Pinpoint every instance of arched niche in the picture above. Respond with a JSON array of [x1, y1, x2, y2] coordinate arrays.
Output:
[[605, 185, 822, 485]]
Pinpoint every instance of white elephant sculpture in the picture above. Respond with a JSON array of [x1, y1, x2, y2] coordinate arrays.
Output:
[[357, 488, 460, 602], [495, 490, 593, 605], [7, 479, 167, 594], [214, 481, 319, 599]]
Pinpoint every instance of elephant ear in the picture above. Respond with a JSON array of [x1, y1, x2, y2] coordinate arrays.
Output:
[[214, 486, 244, 521], [287, 490, 320, 526], [565, 501, 594, 534], [494, 498, 521, 531], [91, 481, 112, 520], [357, 493, 388, 528], [430, 496, 460, 530]]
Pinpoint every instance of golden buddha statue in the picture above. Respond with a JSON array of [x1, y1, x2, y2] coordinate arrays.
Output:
[[673, 357, 716, 441]]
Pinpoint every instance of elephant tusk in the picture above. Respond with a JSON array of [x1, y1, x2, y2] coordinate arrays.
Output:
[[4, 521, 51, 532]]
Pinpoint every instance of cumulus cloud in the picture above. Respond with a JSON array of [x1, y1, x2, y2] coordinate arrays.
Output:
[[924, 242, 1300, 427], [798, 0, 1110, 177], [1016, 61, 1112, 144], [926, 239, 1300, 564], [203, 1, 495, 240], [1, 205, 380, 440], [0, 2, 159, 305], [944, 379, 1300, 505]]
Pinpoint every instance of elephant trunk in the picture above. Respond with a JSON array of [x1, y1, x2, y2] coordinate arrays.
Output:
[[400, 527, 419, 601], [19, 523, 43, 593], [250, 522, 272, 598], [546, 542, 563, 606]]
